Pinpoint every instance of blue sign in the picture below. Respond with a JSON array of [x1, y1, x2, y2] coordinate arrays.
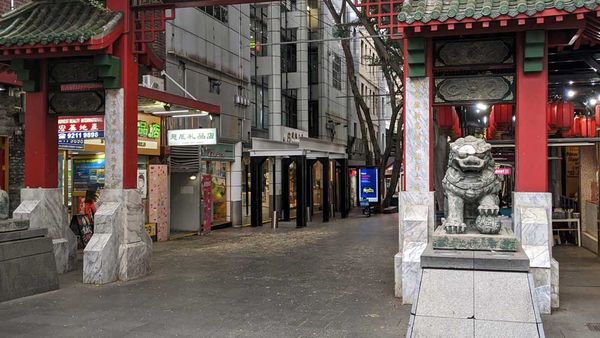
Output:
[[58, 131, 104, 140], [358, 168, 378, 203], [58, 139, 84, 150]]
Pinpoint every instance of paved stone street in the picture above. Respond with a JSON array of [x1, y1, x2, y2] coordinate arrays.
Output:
[[0, 212, 409, 338], [1, 211, 600, 337]]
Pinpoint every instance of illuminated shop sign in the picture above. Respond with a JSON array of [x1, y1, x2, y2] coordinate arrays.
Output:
[[167, 128, 217, 146]]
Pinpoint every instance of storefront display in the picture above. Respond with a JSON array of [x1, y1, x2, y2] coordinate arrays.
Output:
[[72, 156, 105, 192]]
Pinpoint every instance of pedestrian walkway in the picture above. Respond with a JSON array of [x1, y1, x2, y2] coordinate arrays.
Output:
[[1, 212, 599, 337], [543, 246, 600, 338], [0, 211, 409, 338]]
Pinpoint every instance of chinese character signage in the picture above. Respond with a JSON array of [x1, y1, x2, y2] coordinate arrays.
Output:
[[167, 128, 217, 146], [58, 116, 104, 150], [81, 113, 161, 155], [358, 167, 379, 203]]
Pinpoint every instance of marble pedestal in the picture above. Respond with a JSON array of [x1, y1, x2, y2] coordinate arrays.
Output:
[[397, 191, 435, 304], [83, 189, 152, 284], [513, 192, 556, 314], [13, 188, 76, 274], [432, 226, 518, 252], [407, 267, 544, 337]]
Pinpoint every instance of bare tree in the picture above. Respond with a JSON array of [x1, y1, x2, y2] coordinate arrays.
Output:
[[323, 0, 404, 208]]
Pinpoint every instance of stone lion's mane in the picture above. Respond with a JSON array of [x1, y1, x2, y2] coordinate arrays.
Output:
[[443, 140, 500, 200]]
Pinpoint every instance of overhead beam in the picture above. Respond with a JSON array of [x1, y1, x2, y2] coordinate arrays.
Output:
[[581, 54, 600, 74]]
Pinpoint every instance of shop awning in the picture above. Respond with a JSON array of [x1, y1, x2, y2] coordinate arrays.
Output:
[[0, 1, 123, 58], [138, 86, 220, 114], [250, 137, 347, 159]]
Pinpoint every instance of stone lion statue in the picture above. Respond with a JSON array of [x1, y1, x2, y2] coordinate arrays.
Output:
[[442, 136, 502, 234]]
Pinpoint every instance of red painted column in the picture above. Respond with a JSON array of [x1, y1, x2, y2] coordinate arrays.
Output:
[[108, 0, 138, 189], [24, 60, 58, 188], [515, 32, 548, 192]]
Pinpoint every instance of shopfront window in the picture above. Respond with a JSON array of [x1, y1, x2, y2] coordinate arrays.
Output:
[[202, 161, 230, 226]]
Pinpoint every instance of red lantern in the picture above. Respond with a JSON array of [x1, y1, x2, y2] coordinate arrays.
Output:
[[581, 117, 597, 138], [595, 105, 600, 126], [451, 109, 461, 138], [573, 116, 583, 137], [553, 102, 574, 131], [437, 106, 454, 130], [547, 103, 557, 129], [492, 104, 512, 130]]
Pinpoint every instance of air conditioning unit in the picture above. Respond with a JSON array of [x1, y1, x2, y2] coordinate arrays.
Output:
[[142, 75, 165, 91], [235, 95, 242, 105]]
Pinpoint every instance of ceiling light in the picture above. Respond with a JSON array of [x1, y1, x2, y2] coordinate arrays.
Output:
[[569, 81, 574, 85], [567, 90, 576, 98], [170, 113, 210, 118], [189, 175, 197, 181], [476, 103, 488, 110], [153, 109, 190, 115], [590, 98, 598, 106], [512, 115, 516, 122]]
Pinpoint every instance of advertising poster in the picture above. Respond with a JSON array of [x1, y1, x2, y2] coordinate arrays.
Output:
[[72, 157, 105, 191], [202, 175, 213, 234], [137, 169, 148, 198], [358, 168, 379, 203]]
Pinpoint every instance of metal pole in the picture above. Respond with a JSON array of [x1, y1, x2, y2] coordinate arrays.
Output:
[[272, 159, 278, 229]]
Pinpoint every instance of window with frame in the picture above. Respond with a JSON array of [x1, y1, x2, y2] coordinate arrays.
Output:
[[281, 28, 297, 73], [198, 6, 228, 23], [308, 45, 318, 85], [332, 54, 342, 90], [250, 6, 268, 56], [282, 89, 298, 128], [209, 77, 221, 94], [251, 76, 269, 129]]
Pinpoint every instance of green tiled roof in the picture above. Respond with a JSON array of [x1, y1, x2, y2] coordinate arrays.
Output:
[[397, 0, 600, 24], [0, 1, 122, 47]]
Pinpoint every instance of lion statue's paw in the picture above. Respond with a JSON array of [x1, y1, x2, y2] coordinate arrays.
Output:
[[442, 219, 467, 234]]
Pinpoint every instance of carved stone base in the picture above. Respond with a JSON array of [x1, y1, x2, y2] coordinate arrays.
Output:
[[83, 189, 152, 284], [432, 226, 518, 252], [13, 188, 76, 274]]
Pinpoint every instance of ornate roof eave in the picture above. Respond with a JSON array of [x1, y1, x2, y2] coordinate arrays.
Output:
[[397, 8, 599, 37], [0, 1, 124, 60]]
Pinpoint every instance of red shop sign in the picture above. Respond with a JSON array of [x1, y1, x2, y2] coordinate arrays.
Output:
[[58, 116, 104, 133], [494, 167, 512, 176]]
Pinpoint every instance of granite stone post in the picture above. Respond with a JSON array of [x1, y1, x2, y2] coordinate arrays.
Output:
[[513, 192, 555, 314], [83, 89, 152, 284], [13, 188, 76, 274], [396, 76, 434, 304]]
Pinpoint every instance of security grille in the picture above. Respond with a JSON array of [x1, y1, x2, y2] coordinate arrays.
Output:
[[169, 146, 199, 173]]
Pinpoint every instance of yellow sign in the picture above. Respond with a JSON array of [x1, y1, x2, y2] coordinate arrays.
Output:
[[84, 113, 161, 155], [144, 223, 157, 237]]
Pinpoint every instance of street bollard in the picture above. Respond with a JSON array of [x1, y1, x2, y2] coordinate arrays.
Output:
[[272, 211, 278, 229]]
